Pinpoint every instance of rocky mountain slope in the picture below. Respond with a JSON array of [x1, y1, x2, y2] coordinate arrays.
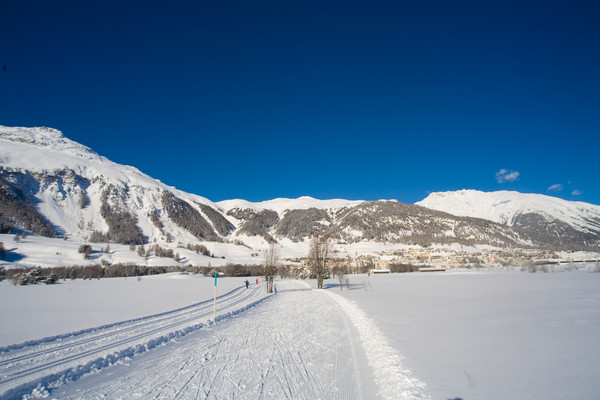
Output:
[[0, 126, 229, 247], [1, 126, 599, 265]]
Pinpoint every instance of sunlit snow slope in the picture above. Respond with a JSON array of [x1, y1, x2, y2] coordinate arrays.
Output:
[[417, 190, 600, 250]]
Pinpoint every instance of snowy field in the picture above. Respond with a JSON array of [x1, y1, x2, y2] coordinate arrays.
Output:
[[340, 269, 600, 400], [1, 270, 599, 399]]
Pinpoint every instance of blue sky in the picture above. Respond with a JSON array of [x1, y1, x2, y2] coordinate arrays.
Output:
[[1, 0, 599, 204]]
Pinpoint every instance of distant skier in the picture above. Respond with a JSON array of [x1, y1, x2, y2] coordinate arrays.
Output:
[[245, 279, 249, 289], [256, 278, 259, 285]]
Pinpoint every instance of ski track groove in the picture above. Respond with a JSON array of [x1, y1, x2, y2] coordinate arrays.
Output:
[[169, 345, 201, 400], [0, 285, 259, 368], [0, 285, 249, 357], [270, 332, 294, 400], [0, 284, 269, 399], [2, 280, 427, 399]]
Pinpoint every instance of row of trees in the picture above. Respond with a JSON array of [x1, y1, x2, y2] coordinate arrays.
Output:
[[8, 266, 59, 285], [3, 264, 252, 283]]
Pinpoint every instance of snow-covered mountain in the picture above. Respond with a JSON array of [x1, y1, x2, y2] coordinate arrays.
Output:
[[0, 126, 377, 266], [217, 197, 364, 244], [2, 125, 600, 268], [0, 126, 230, 246], [417, 190, 600, 249], [217, 197, 535, 248]]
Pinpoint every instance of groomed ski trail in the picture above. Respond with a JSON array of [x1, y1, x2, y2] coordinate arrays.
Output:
[[0, 283, 270, 399], [5, 280, 430, 399], [53, 280, 385, 399]]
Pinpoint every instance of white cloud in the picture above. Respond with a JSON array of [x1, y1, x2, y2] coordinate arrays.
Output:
[[495, 169, 520, 184], [572, 189, 583, 196], [547, 184, 563, 192]]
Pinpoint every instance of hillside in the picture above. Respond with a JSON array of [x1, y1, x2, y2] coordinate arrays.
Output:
[[417, 190, 600, 250], [0, 126, 230, 245], [2, 126, 600, 268]]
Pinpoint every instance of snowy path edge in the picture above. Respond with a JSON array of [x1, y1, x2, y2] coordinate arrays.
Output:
[[323, 290, 431, 400]]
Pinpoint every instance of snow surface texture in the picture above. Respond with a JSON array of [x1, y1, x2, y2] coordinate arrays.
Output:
[[50, 280, 386, 400], [2, 270, 599, 399], [343, 270, 600, 400], [0, 275, 272, 399], [322, 290, 428, 400], [0, 276, 430, 400]]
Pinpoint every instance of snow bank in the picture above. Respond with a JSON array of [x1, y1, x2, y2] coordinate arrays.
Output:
[[324, 290, 430, 400], [336, 270, 600, 400]]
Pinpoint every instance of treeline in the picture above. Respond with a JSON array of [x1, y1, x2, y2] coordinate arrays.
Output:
[[222, 264, 263, 277], [388, 263, 421, 273], [227, 208, 279, 243], [161, 192, 219, 242], [2, 263, 268, 285], [86, 185, 146, 245], [275, 208, 331, 242], [0, 172, 56, 237], [4, 266, 59, 285], [198, 203, 236, 236], [181, 243, 212, 257]]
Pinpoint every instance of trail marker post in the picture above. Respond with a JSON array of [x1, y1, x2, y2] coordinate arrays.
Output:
[[213, 273, 217, 319]]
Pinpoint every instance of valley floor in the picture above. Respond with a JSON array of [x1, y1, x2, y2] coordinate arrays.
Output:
[[51, 280, 385, 400], [2, 270, 600, 399], [0, 278, 427, 400]]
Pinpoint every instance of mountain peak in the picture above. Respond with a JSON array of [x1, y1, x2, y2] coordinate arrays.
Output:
[[417, 189, 600, 248], [0, 125, 64, 143], [0, 125, 98, 158]]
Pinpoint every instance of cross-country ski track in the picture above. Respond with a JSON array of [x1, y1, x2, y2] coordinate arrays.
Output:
[[0, 280, 429, 399]]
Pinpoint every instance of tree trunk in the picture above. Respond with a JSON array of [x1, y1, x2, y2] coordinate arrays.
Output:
[[317, 276, 324, 289]]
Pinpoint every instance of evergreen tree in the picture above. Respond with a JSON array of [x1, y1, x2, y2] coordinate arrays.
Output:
[[45, 271, 59, 284]]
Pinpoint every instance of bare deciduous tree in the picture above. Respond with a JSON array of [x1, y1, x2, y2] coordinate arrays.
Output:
[[331, 264, 348, 291], [308, 235, 332, 289], [263, 243, 279, 293]]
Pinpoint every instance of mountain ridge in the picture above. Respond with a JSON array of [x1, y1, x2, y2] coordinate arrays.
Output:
[[2, 125, 599, 268], [417, 189, 600, 249]]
